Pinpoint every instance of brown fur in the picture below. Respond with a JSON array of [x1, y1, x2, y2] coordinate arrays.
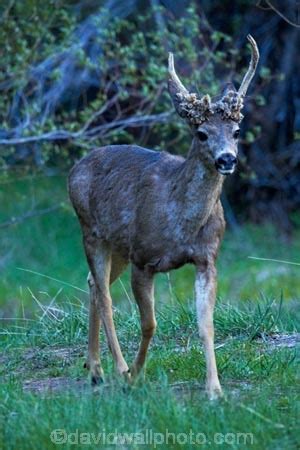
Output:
[[68, 37, 259, 399]]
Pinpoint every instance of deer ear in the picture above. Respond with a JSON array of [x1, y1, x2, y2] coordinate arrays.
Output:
[[221, 82, 237, 97]]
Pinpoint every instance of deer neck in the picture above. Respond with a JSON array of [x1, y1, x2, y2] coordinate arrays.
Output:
[[170, 138, 224, 235]]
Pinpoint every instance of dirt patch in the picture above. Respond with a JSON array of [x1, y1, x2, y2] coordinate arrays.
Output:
[[170, 380, 253, 401], [23, 376, 88, 394], [16, 333, 299, 395], [257, 333, 300, 348], [0, 345, 86, 386], [23, 345, 85, 362]]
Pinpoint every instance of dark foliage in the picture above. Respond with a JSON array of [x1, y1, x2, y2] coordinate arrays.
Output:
[[0, 0, 299, 228]]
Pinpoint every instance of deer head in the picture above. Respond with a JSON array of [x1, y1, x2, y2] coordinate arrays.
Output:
[[168, 35, 259, 175]]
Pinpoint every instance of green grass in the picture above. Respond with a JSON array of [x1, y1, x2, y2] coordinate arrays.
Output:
[[0, 296, 299, 449], [1, 173, 300, 449]]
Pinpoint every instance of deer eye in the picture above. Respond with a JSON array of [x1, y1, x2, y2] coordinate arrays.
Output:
[[233, 129, 240, 139], [197, 130, 208, 142]]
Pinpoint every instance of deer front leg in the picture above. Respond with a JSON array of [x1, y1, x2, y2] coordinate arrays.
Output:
[[195, 263, 222, 400]]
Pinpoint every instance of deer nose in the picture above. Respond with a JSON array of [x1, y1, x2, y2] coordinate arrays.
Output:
[[215, 153, 237, 174]]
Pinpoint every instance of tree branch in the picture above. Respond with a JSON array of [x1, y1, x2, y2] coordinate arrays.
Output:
[[0, 112, 172, 146], [0, 204, 62, 229]]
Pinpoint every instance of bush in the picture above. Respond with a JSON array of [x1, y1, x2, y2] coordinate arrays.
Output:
[[0, 1, 251, 167]]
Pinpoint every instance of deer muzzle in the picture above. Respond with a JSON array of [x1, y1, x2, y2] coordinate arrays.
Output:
[[215, 153, 237, 175]]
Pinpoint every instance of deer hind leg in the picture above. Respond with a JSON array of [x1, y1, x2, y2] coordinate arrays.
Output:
[[130, 265, 156, 378], [85, 272, 104, 384], [84, 235, 129, 380], [85, 252, 128, 384], [195, 262, 222, 400]]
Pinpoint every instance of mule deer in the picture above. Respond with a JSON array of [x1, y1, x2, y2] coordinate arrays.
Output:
[[68, 35, 259, 399]]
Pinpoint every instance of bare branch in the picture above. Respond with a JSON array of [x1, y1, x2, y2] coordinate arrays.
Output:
[[0, 130, 74, 146], [85, 112, 172, 137], [0, 204, 62, 229], [0, 112, 172, 146]]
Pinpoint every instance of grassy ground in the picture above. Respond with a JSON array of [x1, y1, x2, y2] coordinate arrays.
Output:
[[0, 173, 300, 449], [0, 295, 299, 449]]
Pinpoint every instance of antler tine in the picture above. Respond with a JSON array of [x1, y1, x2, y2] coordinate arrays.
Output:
[[238, 34, 260, 98], [168, 52, 189, 96]]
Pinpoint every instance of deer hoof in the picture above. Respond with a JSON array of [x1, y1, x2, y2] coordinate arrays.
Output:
[[122, 369, 132, 384], [129, 365, 142, 381], [83, 361, 89, 370], [206, 384, 224, 401], [91, 374, 104, 386], [86, 361, 104, 386]]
